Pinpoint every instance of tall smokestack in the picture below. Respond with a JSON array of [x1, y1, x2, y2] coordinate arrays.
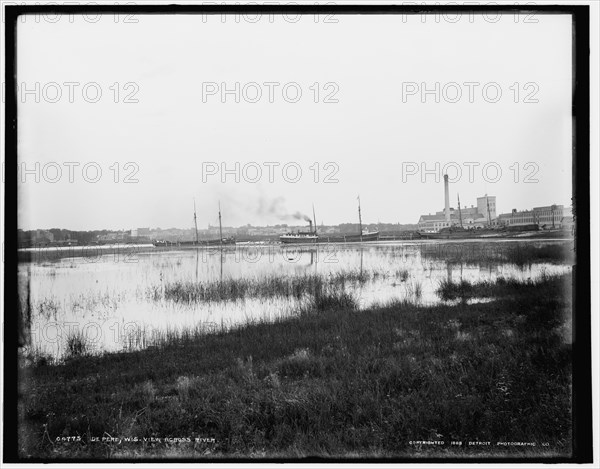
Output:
[[444, 174, 450, 222], [308, 220, 313, 233]]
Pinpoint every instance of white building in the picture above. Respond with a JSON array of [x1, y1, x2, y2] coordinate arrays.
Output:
[[417, 201, 495, 232], [497, 205, 571, 228]]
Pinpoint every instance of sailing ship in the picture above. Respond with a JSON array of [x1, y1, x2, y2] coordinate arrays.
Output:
[[153, 201, 235, 247], [348, 196, 380, 241], [205, 202, 236, 246]]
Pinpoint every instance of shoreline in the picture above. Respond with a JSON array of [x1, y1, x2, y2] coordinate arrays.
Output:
[[17, 235, 574, 263]]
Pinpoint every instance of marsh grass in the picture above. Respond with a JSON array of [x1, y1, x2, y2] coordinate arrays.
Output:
[[395, 269, 410, 282], [37, 297, 60, 319], [436, 273, 564, 301], [405, 280, 423, 301], [64, 329, 90, 358], [21, 273, 573, 458], [149, 269, 395, 305], [122, 322, 227, 352], [308, 285, 358, 312], [420, 242, 574, 267], [504, 243, 573, 266]]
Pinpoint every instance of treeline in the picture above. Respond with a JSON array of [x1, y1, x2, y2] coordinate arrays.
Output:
[[337, 223, 418, 233], [17, 229, 117, 246]]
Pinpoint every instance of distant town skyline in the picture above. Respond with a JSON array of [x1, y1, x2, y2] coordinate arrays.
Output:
[[19, 192, 572, 233], [16, 13, 573, 231]]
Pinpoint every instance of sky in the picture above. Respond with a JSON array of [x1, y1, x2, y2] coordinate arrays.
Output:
[[15, 10, 573, 231]]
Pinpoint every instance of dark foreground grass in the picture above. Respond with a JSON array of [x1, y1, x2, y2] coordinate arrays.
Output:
[[19, 274, 573, 459]]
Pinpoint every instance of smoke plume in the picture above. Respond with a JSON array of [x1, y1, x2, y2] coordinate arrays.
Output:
[[256, 196, 310, 222]]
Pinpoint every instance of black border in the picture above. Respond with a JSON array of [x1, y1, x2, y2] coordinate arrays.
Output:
[[3, 3, 592, 464]]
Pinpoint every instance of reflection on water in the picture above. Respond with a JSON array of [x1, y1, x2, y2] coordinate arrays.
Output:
[[19, 241, 573, 359]]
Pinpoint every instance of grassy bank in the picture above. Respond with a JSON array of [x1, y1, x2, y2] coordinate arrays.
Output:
[[419, 241, 574, 266], [19, 274, 572, 459]]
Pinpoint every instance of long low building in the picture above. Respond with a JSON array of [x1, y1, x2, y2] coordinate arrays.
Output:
[[497, 205, 572, 228]]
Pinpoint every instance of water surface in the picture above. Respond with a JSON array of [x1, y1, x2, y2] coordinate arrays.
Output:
[[19, 240, 573, 359]]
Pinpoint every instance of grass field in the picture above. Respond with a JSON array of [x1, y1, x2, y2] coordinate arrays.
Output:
[[19, 273, 573, 459]]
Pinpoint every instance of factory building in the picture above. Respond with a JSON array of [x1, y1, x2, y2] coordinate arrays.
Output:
[[417, 175, 496, 232], [130, 227, 151, 238], [477, 195, 496, 222], [417, 208, 493, 232], [497, 205, 571, 229], [416, 174, 570, 233]]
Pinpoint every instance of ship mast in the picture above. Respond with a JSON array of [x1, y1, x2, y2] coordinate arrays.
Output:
[[218, 201, 223, 247], [193, 198, 199, 245], [312, 204, 318, 235], [457, 194, 463, 228], [357, 195, 363, 242]]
